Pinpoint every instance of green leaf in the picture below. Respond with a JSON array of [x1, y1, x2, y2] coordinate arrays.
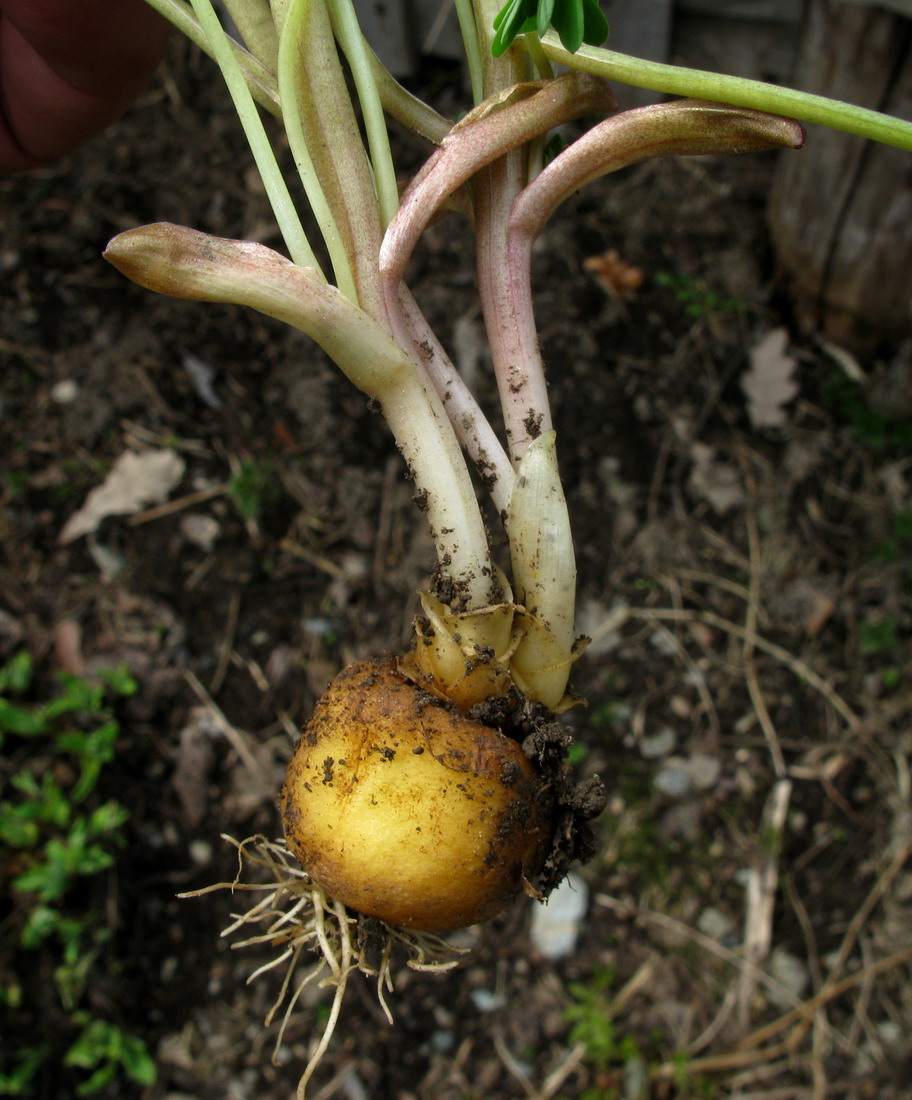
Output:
[[44, 674, 104, 719], [551, 0, 584, 54], [0, 1046, 45, 1095], [0, 813, 39, 848], [0, 651, 33, 695], [581, 0, 609, 47], [491, 0, 537, 56], [536, 0, 556, 37], [0, 700, 46, 736], [99, 665, 137, 697], [120, 1035, 157, 1087]]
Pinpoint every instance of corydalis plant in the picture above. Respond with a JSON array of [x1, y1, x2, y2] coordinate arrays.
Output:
[[106, 0, 824, 710]]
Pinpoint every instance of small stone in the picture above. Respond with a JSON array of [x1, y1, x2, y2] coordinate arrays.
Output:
[[188, 839, 213, 865], [470, 988, 506, 1013], [697, 906, 736, 941], [529, 871, 588, 960], [686, 753, 721, 791], [640, 727, 676, 759], [50, 378, 80, 404], [768, 947, 809, 1008], [180, 512, 220, 551], [654, 758, 692, 798]]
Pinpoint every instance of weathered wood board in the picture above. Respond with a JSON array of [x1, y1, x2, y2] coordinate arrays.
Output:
[[768, 0, 912, 355]]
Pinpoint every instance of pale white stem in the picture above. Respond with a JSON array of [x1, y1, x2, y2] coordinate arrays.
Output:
[[508, 431, 575, 653], [397, 289, 516, 515], [105, 225, 497, 609]]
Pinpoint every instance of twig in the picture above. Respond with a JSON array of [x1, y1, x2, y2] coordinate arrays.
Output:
[[739, 780, 792, 1023], [494, 1033, 537, 1097], [740, 466, 786, 779], [534, 1042, 587, 1100], [824, 840, 912, 989], [126, 481, 228, 524], [183, 668, 268, 780], [600, 606, 861, 730], [211, 588, 240, 694], [735, 945, 912, 1053], [594, 895, 804, 1009]]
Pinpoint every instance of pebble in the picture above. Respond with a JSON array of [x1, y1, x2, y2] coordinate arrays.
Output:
[[639, 726, 676, 759], [654, 758, 692, 798], [180, 512, 221, 552], [768, 947, 810, 1008], [50, 378, 79, 404], [529, 871, 588, 960], [697, 906, 736, 941]]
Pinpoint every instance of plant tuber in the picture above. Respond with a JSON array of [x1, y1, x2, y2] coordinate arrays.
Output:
[[281, 656, 553, 932]]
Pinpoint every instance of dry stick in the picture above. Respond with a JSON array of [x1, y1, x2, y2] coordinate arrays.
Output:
[[739, 780, 793, 1025], [646, 618, 721, 739], [594, 896, 805, 1011], [733, 945, 912, 1059], [211, 587, 240, 695], [126, 481, 228, 525], [182, 668, 268, 780], [737, 485, 790, 1023], [531, 957, 659, 1100], [650, 948, 912, 1082], [494, 1033, 538, 1098], [598, 608, 861, 730], [825, 839, 912, 991], [535, 1043, 588, 1100], [740, 482, 787, 779]]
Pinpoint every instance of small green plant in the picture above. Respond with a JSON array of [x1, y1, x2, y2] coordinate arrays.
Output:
[[0, 653, 155, 1097], [564, 966, 640, 1067], [876, 509, 912, 578], [859, 616, 899, 658], [655, 269, 740, 319], [824, 371, 912, 452], [228, 455, 279, 521]]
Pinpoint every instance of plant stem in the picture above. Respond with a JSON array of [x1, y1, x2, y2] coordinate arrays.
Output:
[[455, 0, 485, 104], [278, 0, 385, 315], [396, 289, 516, 515], [326, 0, 400, 228], [144, 0, 281, 113], [105, 226, 497, 610], [540, 37, 912, 151], [188, 0, 320, 270]]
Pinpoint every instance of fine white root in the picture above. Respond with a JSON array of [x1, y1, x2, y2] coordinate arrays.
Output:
[[180, 834, 467, 1096]]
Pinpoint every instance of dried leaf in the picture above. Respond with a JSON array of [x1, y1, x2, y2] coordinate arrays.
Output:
[[742, 327, 799, 428], [688, 442, 745, 514], [59, 449, 185, 543], [583, 249, 644, 298]]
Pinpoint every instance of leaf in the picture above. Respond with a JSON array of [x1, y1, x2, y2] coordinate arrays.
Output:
[[59, 449, 185, 544], [688, 443, 745, 514], [741, 327, 799, 429], [551, 0, 585, 53]]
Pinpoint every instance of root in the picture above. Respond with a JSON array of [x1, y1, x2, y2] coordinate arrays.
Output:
[[180, 834, 467, 1096]]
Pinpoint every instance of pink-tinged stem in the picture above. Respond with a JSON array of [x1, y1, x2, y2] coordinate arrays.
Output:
[[378, 72, 615, 290], [397, 288, 516, 515], [497, 100, 805, 460]]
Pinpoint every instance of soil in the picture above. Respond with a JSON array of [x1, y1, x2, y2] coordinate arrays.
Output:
[[3, 35, 912, 1100]]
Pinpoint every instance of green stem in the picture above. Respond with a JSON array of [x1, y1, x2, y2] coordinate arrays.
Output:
[[540, 37, 912, 151], [221, 0, 278, 72], [327, 0, 400, 228], [455, 0, 485, 104], [144, 0, 281, 114], [188, 0, 321, 270]]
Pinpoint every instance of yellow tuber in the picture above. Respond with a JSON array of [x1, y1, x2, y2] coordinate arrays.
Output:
[[281, 656, 553, 933]]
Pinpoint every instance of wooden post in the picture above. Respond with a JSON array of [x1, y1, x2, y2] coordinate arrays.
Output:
[[768, 0, 912, 357]]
